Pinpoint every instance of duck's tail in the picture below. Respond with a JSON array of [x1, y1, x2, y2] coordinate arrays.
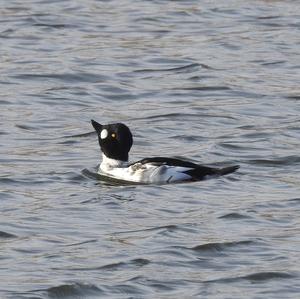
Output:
[[218, 165, 240, 176]]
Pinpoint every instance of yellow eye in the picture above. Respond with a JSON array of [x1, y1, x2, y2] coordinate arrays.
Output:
[[111, 133, 116, 138]]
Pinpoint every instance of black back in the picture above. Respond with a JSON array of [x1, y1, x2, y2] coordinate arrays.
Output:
[[131, 157, 239, 180], [134, 157, 200, 168]]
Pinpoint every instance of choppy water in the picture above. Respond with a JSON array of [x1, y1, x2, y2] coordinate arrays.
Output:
[[1, 0, 300, 298]]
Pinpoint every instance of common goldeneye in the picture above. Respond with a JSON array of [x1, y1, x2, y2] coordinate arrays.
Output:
[[91, 120, 239, 184]]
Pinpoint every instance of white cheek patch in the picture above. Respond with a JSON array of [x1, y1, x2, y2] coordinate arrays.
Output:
[[100, 129, 108, 139]]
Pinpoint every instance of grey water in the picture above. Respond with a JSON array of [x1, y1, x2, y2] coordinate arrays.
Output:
[[1, 0, 300, 298]]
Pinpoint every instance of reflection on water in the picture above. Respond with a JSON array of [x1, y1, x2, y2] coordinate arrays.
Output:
[[1, 0, 300, 298]]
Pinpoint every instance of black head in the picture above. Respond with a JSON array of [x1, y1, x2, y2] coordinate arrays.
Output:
[[91, 120, 133, 161]]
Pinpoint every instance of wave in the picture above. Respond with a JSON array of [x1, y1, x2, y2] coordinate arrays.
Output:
[[205, 271, 295, 284], [43, 282, 103, 298], [218, 212, 251, 219], [133, 63, 210, 73], [190, 240, 253, 252], [67, 258, 150, 272], [247, 155, 300, 166]]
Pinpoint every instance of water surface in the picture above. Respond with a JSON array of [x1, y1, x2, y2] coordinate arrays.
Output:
[[1, 0, 300, 298]]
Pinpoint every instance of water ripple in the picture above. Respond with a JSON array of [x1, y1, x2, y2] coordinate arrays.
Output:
[[42, 283, 103, 298], [205, 271, 295, 284], [1, 0, 300, 298], [190, 240, 254, 253], [133, 63, 206, 73], [66, 258, 150, 272], [11, 72, 109, 83]]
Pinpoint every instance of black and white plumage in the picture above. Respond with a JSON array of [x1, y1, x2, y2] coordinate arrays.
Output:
[[91, 120, 239, 184]]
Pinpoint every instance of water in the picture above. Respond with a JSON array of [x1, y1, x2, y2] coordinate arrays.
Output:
[[1, 0, 300, 298]]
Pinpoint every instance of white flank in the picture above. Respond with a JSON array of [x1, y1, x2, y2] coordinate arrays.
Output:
[[99, 154, 192, 184]]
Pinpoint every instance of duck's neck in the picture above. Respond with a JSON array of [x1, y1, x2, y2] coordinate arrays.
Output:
[[100, 154, 128, 172]]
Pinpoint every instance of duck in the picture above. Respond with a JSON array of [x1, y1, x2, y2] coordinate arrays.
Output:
[[91, 119, 239, 184]]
